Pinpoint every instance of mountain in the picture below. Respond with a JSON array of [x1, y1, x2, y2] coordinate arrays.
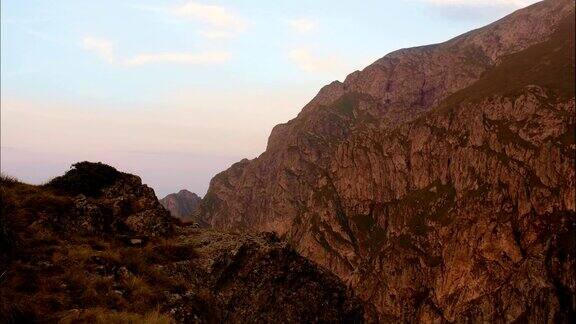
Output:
[[160, 189, 201, 222], [0, 162, 363, 323], [199, 0, 575, 322]]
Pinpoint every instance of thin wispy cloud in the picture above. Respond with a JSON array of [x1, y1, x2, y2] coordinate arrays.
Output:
[[82, 37, 115, 62], [288, 48, 348, 76], [172, 1, 245, 29], [198, 29, 234, 39], [132, 1, 246, 39], [412, 0, 540, 21], [81, 36, 230, 66], [123, 51, 231, 66], [287, 18, 318, 34], [418, 0, 538, 7], [1, 17, 52, 25]]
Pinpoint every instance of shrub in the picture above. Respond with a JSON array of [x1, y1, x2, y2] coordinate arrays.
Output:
[[45, 162, 121, 197], [0, 173, 20, 186]]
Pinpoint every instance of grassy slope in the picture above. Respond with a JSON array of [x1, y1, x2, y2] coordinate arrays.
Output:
[[0, 176, 200, 323]]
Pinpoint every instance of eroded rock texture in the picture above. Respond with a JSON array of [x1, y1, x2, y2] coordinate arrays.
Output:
[[160, 189, 202, 222], [53, 164, 174, 237], [199, 0, 576, 321]]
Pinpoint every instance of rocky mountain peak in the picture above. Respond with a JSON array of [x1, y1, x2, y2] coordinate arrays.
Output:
[[160, 189, 202, 222], [199, 0, 576, 321]]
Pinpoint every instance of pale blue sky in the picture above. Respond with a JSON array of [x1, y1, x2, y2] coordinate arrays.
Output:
[[1, 0, 538, 197]]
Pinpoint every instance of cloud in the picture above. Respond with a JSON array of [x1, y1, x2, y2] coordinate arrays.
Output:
[[288, 48, 348, 76], [197, 29, 235, 39], [287, 18, 318, 34], [123, 51, 230, 66], [412, 0, 540, 21], [81, 36, 230, 66], [82, 37, 115, 62], [418, 0, 538, 7], [133, 1, 246, 39], [172, 1, 246, 30]]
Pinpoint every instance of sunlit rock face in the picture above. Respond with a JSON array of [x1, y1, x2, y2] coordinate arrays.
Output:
[[199, 0, 576, 321]]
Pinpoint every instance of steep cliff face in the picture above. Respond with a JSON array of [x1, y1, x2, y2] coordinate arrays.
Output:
[[200, 0, 576, 321], [160, 189, 201, 222], [0, 163, 363, 323]]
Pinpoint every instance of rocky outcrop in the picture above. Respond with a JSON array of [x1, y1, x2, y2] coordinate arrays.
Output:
[[43, 162, 174, 237], [200, 0, 576, 322], [0, 164, 363, 323], [71, 174, 174, 237], [160, 189, 201, 222], [166, 228, 364, 323]]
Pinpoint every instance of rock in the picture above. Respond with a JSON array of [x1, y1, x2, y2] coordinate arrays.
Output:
[[160, 190, 202, 222], [179, 228, 365, 323], [117, 266, 130, 280], [129, 238, 143, 245], [37, 261, 52, 268], [49, 162, 175, 237], [167, 293, 182, 304]]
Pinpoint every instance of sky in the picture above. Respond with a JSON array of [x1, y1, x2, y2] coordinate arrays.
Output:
[[1, 0, 540, 197]]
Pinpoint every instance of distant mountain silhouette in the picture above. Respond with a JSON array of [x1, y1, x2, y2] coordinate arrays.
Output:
[[160, 189, 201, 222]]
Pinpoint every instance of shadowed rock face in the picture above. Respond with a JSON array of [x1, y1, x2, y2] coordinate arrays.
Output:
[[44, 161, 175, 237], [0, 164, 364, 323], [176, 228, 364, 323], [160, 190, 201, 222], [199, 0, 576, 321]]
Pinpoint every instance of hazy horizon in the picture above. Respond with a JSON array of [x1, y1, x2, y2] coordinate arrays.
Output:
[[0, 0, 540, 197]]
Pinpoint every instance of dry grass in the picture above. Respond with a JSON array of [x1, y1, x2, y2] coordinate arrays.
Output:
[[0, 175, 199, 323], [123, 275, 156, 308], [118, 244, 189, 291], [0, 236, 177, 322], [59, 308, 173, 324]]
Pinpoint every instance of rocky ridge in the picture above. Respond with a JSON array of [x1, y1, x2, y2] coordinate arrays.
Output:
[[199, 0, 576, 322]]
